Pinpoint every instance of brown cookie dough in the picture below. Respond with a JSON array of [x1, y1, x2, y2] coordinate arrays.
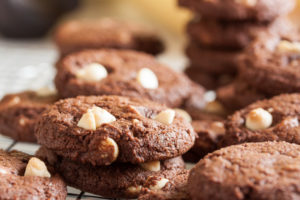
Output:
[[183, 120, 225, 162], [239, 32, 300, 96], [186, 43, 240, 74], [0, 90, 58, 142], [179, 0, 295, 22], [54, 18, 164, 56], [187, 17, 293, 49], [138, 169, 189, 200], [35, 95, 195, 165], [188, 141, 300, 200], [0, 149, 66, 200], [223, 94, 300, 147], [36, 147, 185, 199], [216, 79, 267, 111], [185, 65, 234, 90], [55, 49, 204, 108]]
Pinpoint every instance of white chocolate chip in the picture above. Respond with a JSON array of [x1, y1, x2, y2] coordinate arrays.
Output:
[[76, 63, 108, 82], [174, 108, 192, 122], [245, 108, 273, 131], [140, 161, 161, 172], [235, 0, 257, 6], [99, 137, 119, 161], [149, 178, 169, 190], [77, 106, 116, 130], [36, 87, 57, 97], [77, 110, 96, 130], [277, 40, 300, 54], [90, 106, 116, 127], [154, 109, 175, 125], [203, 91, 216, 102], [136, 68, 158, 89], [127, 185, 142, 194], [24, 157, 51, 178]]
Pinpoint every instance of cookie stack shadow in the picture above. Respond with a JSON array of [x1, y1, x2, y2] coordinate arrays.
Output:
[[179, 0, 296, 91]]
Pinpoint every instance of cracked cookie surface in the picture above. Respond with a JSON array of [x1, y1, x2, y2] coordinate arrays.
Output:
[[35, 95, 195, 165]]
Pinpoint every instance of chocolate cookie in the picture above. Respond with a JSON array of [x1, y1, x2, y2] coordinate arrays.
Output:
[[216, 79, 267, 111], [36, 147, 185, 199], [187, 17, 293, 50], [186, 43, 240, 74], [185, 66, 234, 90], [239, 33, 300, 96], [223, 94, 300, 147], [138, 169, 189, 200], [178, 0, 295, 21], [35, 95, 195, 165], [183, 120, 225, 162], [0, 90, 58, 142], [0, 149, 66, 200], [54, 19, 164, 56], [188, 141, 300, 200], [55, 49, 204, 108]]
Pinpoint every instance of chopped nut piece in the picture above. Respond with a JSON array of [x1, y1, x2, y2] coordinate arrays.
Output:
[[140, 161, 161, 172], [77, 110, 96, 130], [174, 108, 192, 122], [99, 137, 119, 161], [91, 106, 116, 127], [127, 185, 142, 194], [77, 106, 116, 130], [277, 40, 300, 54], [24, 157, 51, 178], [155, 109, 175, 125], [149, 178, 169, 190], [204, 100, 225, 115]]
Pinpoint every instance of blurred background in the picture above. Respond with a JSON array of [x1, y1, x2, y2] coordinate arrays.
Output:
[[0, 0, 299, 98]]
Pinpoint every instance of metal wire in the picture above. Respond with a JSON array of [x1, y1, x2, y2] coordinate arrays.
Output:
[[3, 139, 120, 200]]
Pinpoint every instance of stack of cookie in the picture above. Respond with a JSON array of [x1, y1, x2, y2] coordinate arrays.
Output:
[[35, 95, 195, 198], [217, 31, 300, 111], [178, 0, 296, 90]]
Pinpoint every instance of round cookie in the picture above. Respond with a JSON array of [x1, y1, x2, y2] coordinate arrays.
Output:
[[216, 79, 267, 111], [188, 141, 300, 200], [187, 17, 293, 50], [0, 149, 66, 200], [55, 49, 204, 108], [54, 19, 164, 56], [223, 94, 300, 147], [0, 90, 58, 142], [185, 66, 234, 90], [138, 169, 189, 200], [35, 95, 196, 165], [183, 120, 225, 162], [36, 147, 185, 199], [239, 32, 300, 96], [178, 0, 295, 21], [186, 43, 240, 74]]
